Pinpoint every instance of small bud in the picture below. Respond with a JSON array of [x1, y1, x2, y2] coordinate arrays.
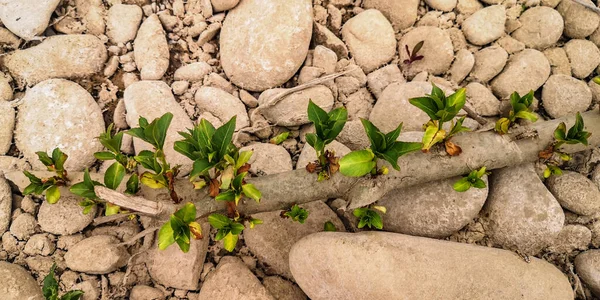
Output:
[[380, 166, 389, 175]]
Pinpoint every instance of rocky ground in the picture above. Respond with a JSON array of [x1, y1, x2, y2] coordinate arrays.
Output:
[[1, 0, 600, 299]]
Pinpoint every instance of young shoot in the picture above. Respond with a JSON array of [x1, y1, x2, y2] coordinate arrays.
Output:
[[270, 132, 289, 145], [339, 119, 421, 177], [540, 112, 591, 178], [94, 124, 138, 172], [158, 202, 203, 253], [305, 100, 348, 181], [353, 205, 386, 230], [281, 204, 309, 224], [409, 84, 470, 155], [453, 167, 489, 192], [403, 41, 425, 65], [43, 264, 84, 300], [494, 91, 538, 135], [23, 148, 69, 204], [324, 221, 337, 232], [208, 213, 245, 252]]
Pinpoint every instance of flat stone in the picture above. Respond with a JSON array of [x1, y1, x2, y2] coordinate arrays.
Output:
[[465, 82, 499, 116], [173, 62, 212, 82], [198, 256, 275, 299], [289, 232, 573, 300], [547, 171, 600, 215], [0, 261, 44, 300], [576, 250, 600, 297], [564, 39, 600, 79], [130, 285, 165, 300], [15, 79, 105, 171], [490, 49, 550, 99], [544, 47, 572, 76], [379, 176, 488, 238], [9, 213, 36, 240], [0, 102, 15, 155], [313, 23, 348, 59], [512, 6, 563, 50], [0, 0, 61, 40], [65, 235, 129, 274], [542, 75, 592, 118], [4, 35, 107, 86], [23, 234, 56, 256], [341, 9, 396, 73], [484, 164, 564, 255], [244, 201, 344, 279], [399, 26, 454, 77], [124, 81, 195, 175], [147, 223, 209, 290], [362, 0, 419, 31], [462, 5, 505, 46], [367, 64, 405, 99], [107, 4, 143, 44], [557, 0, 600, 38], [449, 49, 474, 85], [470, 46, 508, 83], [239, 143, 292, 175], [258, 85, 334, 126], [0, 176, 11, 236], [220, 0, 312, 91], [37, 188, 96, 235], [195, 87, 249, 130], [134, 15, 169, 80]]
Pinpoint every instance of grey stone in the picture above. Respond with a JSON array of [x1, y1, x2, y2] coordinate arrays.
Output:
[[296, 141, 350, 169], [0, 261, 44, 300], [564, 39, 600, 79], [65, 235, 130, 274], [130, 285, 165, 300], [362, 0, 419, 31], [107, 4, 143, 44], [547, 171, 600, 215], [512, 6, 564, 50], [174, 62, 212, 82], [195, 87, 249, 130], [449, 49, 475, 85], [258, 85, 334, 126], [367, 64, 405, 99], [134, 15, 169, 80], [548, 225, 591, 253], [262, 276, 307, 300], [491, 49, 550, 99], [9, 213, 36, 240], [23, 234, 55, 256], [37, 189, 96, 235], [576, 250, 600, 297], [557, 0, 600, 38], [399, 26, 454, 77], [0, 176, 11, 235], [542, 75, 592, 118], [544, 47, 572, 76], [465, 82, 500, 116], [470, 46, 508, 83], [0, 0, 61, 40], [240, 143, 292, 175], [462, 5, 506, 46]]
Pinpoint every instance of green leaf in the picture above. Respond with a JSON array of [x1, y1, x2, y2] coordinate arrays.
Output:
[[70, 182, 97, 200], [270, 132, 290, 145], [104, 162, 126, 190], [230, 222, 245, 235], [353, 207, 368, 218], [126, 127, 146, 142], [104, 203, 120, 216], [197, 119, 216, 151], [509, 92, 521, 109], [79, 199, 96, 215], [94, 152, 116, 161], [324, 107, 348, 142], [360, 119, 386, 152], [380, 141, 422, 171], [453, 178, 471, 192], [307, 100, 329, 136], [568, 112, 584, 139], [211, 116, 236, 159], [554, 122, 567, 141], [140, 172, 167, 189], [476, 166, 487, 178], [208, 213, 231, 229], [448, 117, 471, 138], [125, 174, 140, 195], [158, 221, 175, 250], [220, 166, 235, 190], [324, 221, 337, 232], [174, 140, 197, 161], [190, 159, 214, 179], [153, 113, 174, 149], [175, 235, 191, 253], [52, 148, 68, 171], [421, 125, 446, 152], [409, 97, 439, 120], [215, 190, 236, 201], [36, 151, 54, 167], [60, 290, 85, 300], [235, 151, 253, 170], [384, 123, 403, 146], [23, 183, 39, 195], [174, 202, 197, 224], [232, 172, 246, 190], [242, 184, 261, 202], [368, 210, 384, 230], [45, 185, 61, 204], [248, 218, 263, 229], [514, 110, 538, 122], [495, 118, 511, 135], [339, 150, 376, 177], [223, 232, 238, 252], [42, 263, 59, 300], [472, 178, 487, 189], [446, 88, 466, 110], [23, 170, 42, 184]]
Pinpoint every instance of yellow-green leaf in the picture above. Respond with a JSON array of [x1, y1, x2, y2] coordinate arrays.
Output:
[[421, 125, 446, 152], [45, 185, 60, 204], [140, 172, 167, 189], [223, 232, 238, 252]]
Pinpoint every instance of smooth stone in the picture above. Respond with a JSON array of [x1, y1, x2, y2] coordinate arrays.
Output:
[[542, 75, 592, 118], [220, 0, 312, 91], [0, 177, 11, 235], [198, 256, 275, 300], [544, 47, 572, 76], [239, 143, 292, 175], [465, 82, 500, 116], [484, 164, 564, 255], [379, 175, 488, 238], [362, 0, 418, 31], [258, 85, 334, 126], [367, 64, 405, 99], [262, 276, 307, 300], [244, 201, 345, 279], [557, 0, 600, 38], [462, 5, 505, 46], [470, 46, 508, 83], [313, 23, 348, 59], [547, 171, 600, 215], [147, 223, 209, 290], [399, 26, 454, 77], [341, 9, 396, 73], [15, 79, 105, 171], [496, 36, 525, 54], [370, 81, 437, 132], [134, 15, 169, 80], [65, 235, 130, 274], [0, 261, 44, 300], [337, 119, 370, 150], [449, 49, 474, 85], [576, 250, 600, 297], [425, 0, 457, 11], [130, 285, 165, 300], [173, 62, 212, 82], [564, 39, 600, 79], [289, 232, 573, 300], [9, 213, 36, 240], [124, 81, 195, 175], [0, 102, 15, 154], [107, 4, 143, 44], [37, 188, 97, 235], [4, 35, 107, 86], [211, 0, 240, 12], [195, 87, 249, 130], [512, 6, 564, 50], [490, 49, 550, 99], [296, 141, 351, 169], [0, 0, 61, 40], [547, 225, 591, 253]]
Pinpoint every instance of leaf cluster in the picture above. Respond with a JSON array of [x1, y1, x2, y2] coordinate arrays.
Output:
[[403, 41, 425, 65], [158, 203, 203, 253], [453, 167, 488, 192], [23, 148, 69, 204], [208, 213, 246, 252], [495, 91, 537, 134], [43, 264, 84, 300], [541, 112, 591, 178], [282, 204, 309, 224], [94, 124, 137, 172], [353, 206, 386, 230]]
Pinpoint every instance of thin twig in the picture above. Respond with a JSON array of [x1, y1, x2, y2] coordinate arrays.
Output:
[[93, 213, 135, 226], [462, 103, 488, 125], [117, 227, 159, 247]]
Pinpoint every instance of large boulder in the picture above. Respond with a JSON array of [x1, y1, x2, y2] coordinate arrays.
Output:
[[289, 232, 573, 300], [0, 261, 44, 300], [220, 0, 312, 91], [0, 0, 61, 40], [15, 79, 105, 171], [490, 49, 550, 99]]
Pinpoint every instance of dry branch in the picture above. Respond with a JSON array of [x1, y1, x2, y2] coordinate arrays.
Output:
[[6, 112, 600, 221]]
